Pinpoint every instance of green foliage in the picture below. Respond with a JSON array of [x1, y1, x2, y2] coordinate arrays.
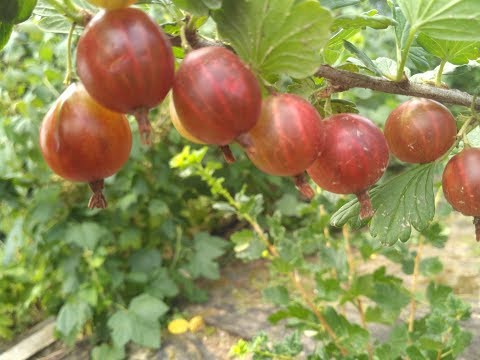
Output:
[[1, 1, 478, 359], [417, 33, 480, 65], [0, 0, 37, 50], [333, 10, 397, 31], [331, 164, 436, 245], [171, 0, 221, 16], [397, 0, 480, 41], [230, 331, 303, 359], [213, 0, 333, 79]]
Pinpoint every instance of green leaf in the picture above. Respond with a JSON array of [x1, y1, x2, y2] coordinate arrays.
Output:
[[91, 344, 125, 360], [107, 294, 167, 349], [451, 324, 473, 356], [36, 14, 74, 34], [374, 57, 410, 79], [13, 0, 38, 23], [333, 11, 397, 31], [421, 222, 448, 248], [275, 194, 301, 217], [147, 268, 179, 299], [66, 222, 111, 250], [315, 277, 343, 301], [417, 33, 480, 65], [236, 193, 264, 218], [263, 286, 290, 306], [331, 163, 436, 245], [419, 257, 443, 276], [56, 300, 91, 339], [426, 310, 450, 334], [272, 331, 303, 356], [108, 311, 132, 347], [397, 0, 480, 41], [129, 249, 162, 274], [406, 346, 427, 360], [348, 268, 410, 322], [172, 0, 221, 16], [322, 0, 361, 10], [186, 232, 228, 279], [130, 315, 161, 348], [0, 23, 13, 53], [426, 282, 452, 306], [0, 0, 19, 23], [213, 0, 333, 79], [129, 294, 169, 322], [344, 40, 383, 76], [387, 324, 409, 356], [268, 302, 317, 324], [323, 307, 370, 353], [230, 229, 266, 261], [3, 217, 24, 265]]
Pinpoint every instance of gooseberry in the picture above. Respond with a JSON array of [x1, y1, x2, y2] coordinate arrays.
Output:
[[442, 147, 480, 241], [39, 83, 132, 209], [307, 113, 389, 219], [385, 98, 456, 163], [76, 7, 174, 144]]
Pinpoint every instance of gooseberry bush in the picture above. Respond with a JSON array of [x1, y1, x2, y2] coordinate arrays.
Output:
[[1, 0, 480, 359]]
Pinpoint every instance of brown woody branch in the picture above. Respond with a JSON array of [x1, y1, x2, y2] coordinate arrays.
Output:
[[315, 65, 480, 110], [169, 33, 480, 110]]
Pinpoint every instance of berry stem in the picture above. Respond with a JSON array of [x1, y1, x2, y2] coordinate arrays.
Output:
[[88, 179, 107, 209], [395, 27, 417, 81], [435, 59, 447, 88], [133, 108, 152, 145], [356, 190, 374, 220], [293, 173, 315, 200], [219, 145, 236, 164], [63, 22, 76, 86], [473, 217, 480, 241], [43, 0, 91, 26], [408, 235, 423, 333]]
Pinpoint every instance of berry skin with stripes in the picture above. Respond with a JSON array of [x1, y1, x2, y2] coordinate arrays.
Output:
[[384, 98, 456, 163], [169, 96, 205, 144], [238, 93, 325, 198], [76, 7, 175, 144], [39, 83, 132, 209], [307, 114, 389, 220], [442, 147, 480, 241], [172, 47, 262, 147]]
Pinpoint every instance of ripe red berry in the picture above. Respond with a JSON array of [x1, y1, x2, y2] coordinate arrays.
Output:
[[307, 113, 389, 219], [442, 147, 480, 241], [238, 93, 325, 198], [39, 83, 132, 209], [76, 7, 174, 144], [172, 47, 262, 163], [169, 96, 204, 145], [384, 98, 456, 163]]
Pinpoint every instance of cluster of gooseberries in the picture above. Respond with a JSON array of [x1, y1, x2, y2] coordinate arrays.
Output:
[[38, 2, 480, 241]]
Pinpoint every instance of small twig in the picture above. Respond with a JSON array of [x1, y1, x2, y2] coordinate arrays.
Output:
[[164, 33, 480, 111], [291, 270, 349, 356], [435, 60, 447, 88], [179, 23, 192, 52], [63, 22, 76, 85], [408, 236, 423, 333], [43, 0, 91, 26], [343, 226, 373, 359], [315, 65, 480, 110]]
